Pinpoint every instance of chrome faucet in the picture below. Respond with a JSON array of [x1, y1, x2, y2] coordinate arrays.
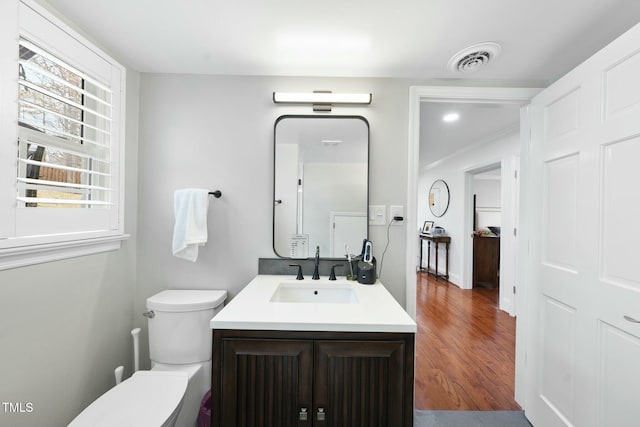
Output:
[[312, 246, 320, 280]]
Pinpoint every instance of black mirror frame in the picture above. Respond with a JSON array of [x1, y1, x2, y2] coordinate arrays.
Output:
[[428, 179, 450, 218], [272, 114, 370, 259]]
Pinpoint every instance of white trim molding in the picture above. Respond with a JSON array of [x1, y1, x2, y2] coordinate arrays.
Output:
[[405, 85, 540, 408], [0, 234, 129, 270]]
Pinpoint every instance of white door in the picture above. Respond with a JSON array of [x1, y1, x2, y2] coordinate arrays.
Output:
[[330, 212, 367, 257], [274, 144, 299, 256], [524, 23, 640, 427]]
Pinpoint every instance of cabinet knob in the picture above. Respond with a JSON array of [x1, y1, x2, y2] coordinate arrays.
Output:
[[299, 407, 308, 421], [317, 407, 326, 421]]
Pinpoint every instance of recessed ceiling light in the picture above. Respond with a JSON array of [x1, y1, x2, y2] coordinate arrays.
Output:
[[443, 113, 460, 123]]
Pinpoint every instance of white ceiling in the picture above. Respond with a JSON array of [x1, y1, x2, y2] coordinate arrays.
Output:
[[45, 0, 640, 83], [420, 102, 521, 168], [41, 0, 640, 168], [276, 117, 368, 163]]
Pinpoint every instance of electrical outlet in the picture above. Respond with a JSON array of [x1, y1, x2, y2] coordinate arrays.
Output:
[[390, 205, 404, 225], [369, 205, 386, 225]]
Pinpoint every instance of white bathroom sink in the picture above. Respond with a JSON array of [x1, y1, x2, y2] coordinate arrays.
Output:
[[270, 282, 359, 304]]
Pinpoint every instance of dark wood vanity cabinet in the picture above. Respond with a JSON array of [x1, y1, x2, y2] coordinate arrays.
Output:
[[211, 330, 414, 427]]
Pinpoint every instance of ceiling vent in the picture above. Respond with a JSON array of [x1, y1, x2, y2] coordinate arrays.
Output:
[[448, 42, 501, 73]]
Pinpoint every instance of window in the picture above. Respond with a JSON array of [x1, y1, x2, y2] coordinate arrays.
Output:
[[0, 0, 126, 269], [18, 39, 112, 209]]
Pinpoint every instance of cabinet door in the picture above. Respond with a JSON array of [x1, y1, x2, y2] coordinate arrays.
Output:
[[220, 339, 313, 427], [314, 341, 407, 427]]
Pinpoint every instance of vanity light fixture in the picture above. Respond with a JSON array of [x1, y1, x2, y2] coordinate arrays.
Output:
[[273, 91, 372, 112]]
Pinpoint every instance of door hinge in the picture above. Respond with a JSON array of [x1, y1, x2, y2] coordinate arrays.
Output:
[[513, 286, 516, 294], [513, 227, 517, 237], [514, 170, 518, 179]]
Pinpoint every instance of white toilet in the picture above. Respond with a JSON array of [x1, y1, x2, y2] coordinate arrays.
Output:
[[69, 289, 227, 427]]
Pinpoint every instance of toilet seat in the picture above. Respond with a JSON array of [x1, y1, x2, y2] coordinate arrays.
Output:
[[68, 371, 188, 427]]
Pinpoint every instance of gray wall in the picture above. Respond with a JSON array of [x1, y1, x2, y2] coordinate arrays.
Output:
[[134, 74, 410, 367], [0, 5, 540, 420], [0, 64, 535, 425], [0, 70, 140, 426]]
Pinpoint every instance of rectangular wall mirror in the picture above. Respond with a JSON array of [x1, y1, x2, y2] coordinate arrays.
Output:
[[273, 115, 369, 258]]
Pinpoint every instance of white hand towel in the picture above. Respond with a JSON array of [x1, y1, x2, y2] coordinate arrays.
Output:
[[172, 189, 210, 262]]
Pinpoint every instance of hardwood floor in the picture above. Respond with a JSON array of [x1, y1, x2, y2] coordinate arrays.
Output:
[[414, 272, 521, 410]]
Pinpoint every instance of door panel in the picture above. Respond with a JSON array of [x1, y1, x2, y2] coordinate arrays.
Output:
[[597, 322, 640, 426], [314, 341, 406, 427], [601, 137, 640, 286], [221, 339, 313, 427], [542, 155, 579, 271], [526, 22, 640, 427], [603, 51, 640, 124], [540, 296, 576, 421], [544, 87, 580, 144]]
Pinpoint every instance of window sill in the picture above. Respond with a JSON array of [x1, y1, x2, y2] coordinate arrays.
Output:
[[0, 234, 130, 271]]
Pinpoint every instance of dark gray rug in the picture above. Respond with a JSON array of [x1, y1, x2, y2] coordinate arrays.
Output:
[[414, 410, 532, 427]]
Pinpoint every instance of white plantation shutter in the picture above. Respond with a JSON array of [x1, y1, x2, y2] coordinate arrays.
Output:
[[17, 127, 112, 206], [17, 38, 113, 208], [0, 0, 126, 268]]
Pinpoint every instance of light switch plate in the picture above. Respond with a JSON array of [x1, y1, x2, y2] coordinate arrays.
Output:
[[369, 205, 386, 225]]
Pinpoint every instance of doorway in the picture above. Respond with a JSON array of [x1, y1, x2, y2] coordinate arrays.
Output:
[[405, 86, 540, 409], [470, 165, 502, 307], [417, 104, 518, 409]]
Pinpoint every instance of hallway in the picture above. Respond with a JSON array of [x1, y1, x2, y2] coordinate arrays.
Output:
[[414, 272, 520, 410]]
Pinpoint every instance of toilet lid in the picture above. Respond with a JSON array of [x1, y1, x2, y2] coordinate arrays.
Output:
[[147, 290, 227, 312], [68, 371, 188, 427]]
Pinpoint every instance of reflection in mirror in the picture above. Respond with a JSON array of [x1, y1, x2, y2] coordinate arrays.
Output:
[[429, 179, 450, 217], [274, 116, 369, 258]]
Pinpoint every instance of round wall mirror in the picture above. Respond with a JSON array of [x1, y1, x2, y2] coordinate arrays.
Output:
[[429, 179, 450, 217]]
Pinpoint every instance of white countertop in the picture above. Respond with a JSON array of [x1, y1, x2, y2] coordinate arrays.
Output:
[[210, 275, 416, 333]]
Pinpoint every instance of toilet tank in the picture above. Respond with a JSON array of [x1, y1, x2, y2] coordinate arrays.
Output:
[[146, 290, 227, 365]]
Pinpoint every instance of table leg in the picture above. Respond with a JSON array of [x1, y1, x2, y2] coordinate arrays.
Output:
[[435, 242, 439, 280], [445, 242, 450, 279]]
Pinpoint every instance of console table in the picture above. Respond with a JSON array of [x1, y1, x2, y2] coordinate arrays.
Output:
[[419, 234, 451, 280]]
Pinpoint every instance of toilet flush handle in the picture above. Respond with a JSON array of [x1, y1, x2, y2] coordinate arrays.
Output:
[[142, 310, 155, 319]]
